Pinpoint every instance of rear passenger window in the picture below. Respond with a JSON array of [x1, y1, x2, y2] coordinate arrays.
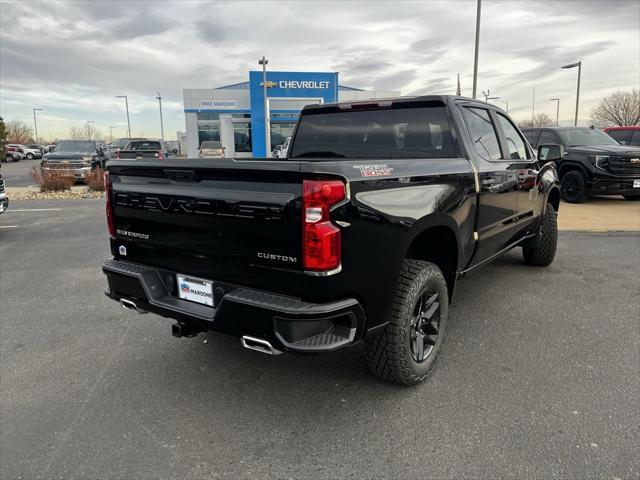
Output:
[[462, 107, 501, 161], [497, 114, 528, 160]]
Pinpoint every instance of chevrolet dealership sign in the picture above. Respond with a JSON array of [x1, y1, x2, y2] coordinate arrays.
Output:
[[278, 80, 330, 89]]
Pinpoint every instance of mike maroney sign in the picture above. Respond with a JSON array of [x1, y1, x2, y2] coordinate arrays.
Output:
[[200, 100, 237, 108], [278, 80, 330, 89]]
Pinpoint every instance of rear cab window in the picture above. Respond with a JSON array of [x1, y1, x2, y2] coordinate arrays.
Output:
[[127, 141, 162, 150], [289, 104, 455, 159]]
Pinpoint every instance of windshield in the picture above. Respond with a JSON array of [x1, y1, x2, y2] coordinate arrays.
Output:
[[289, 106, 455, 159], [54, 141, 96, 153], [201, 141, 221, 149], [558, 129, 619, 147]]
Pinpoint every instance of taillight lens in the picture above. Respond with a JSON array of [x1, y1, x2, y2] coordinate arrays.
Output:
[[302, 179, 346, 271], [104, 171, 115, 237], [157, 151, 164, 159]]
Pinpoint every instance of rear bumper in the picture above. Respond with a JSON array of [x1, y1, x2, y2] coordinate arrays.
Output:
[[102, 259, 366, 353], [588, 173, 640, 196]]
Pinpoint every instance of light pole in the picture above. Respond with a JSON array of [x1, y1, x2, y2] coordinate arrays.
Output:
[[561, 61, 581, 126], [33, 108, 43, 143], [472, 0, 481, 99], [549, 98, 560, 126], [86, 120, 94, 140], [532, 86, 536, 126], [156, 92, 164, 141], [109, 126, 116, 142], [259, 56, 270, 155], [115, 95, 131, 138]]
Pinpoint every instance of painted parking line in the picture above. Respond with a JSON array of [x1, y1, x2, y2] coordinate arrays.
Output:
[[6, 208, 63, 212], [0, 225, 18, 229]]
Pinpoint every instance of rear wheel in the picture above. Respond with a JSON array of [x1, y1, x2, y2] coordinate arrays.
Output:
[[622, 195, 640, 201], [523, 203, 558, 266], [365, 260, 448, 386], [561, 170, 588, 203], [26, 153, 34, 160]]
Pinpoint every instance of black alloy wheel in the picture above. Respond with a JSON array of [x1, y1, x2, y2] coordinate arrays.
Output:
[[560, 170, 587, 203], [410, 290, 440, 362]]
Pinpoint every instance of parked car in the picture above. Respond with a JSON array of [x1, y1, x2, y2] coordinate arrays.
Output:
[[604, 126, 640, 147], [2, 149, 24, 162], [0, 172, 8, 214], [522, 126, 640, 202], [41, 139, 111, 180], [116, 139, 177, 160], [26, 144, 48, 155], [7, 144, 41, 159], [45, 144, 56, 153], [199, 140, 225, 158], [102, 95, 560, 385]]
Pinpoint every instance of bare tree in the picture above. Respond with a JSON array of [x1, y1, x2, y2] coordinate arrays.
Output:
[[68, 124, 105, 140], [6, 120, 35, 144], [517, 113, 555, 128], [591, 90, 640, 127]]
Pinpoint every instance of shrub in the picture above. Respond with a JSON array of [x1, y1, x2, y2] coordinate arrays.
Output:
[[29, 165, 75, 192], [85, 167, 106, 191]]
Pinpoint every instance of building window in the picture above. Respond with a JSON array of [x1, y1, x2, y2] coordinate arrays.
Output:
[[270, 122, 296, 148], [234, 123, 252, 152], [197, 113, 220, 147]]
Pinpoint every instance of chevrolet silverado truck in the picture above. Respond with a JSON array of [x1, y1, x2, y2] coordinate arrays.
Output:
[[522, 126, 640, 202], [42, 140, 111, 180], [102, 95, 560, 385]]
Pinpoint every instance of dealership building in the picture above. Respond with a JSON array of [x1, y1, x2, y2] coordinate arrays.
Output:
[[183, 71, 399, 158]]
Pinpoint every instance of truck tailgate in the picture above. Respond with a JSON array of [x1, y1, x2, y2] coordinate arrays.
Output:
[[107, 159, 305, 296]]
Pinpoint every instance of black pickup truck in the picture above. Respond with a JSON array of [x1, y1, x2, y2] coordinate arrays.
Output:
[[102, 95, 560, 385], [522, 126, 640, 202], [116, 139, 178, 160]]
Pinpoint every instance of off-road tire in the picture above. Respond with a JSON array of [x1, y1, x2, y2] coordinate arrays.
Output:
[[365, 260, 448, 386], [523, 203, 558, 266], [560, 170, 588, 203]]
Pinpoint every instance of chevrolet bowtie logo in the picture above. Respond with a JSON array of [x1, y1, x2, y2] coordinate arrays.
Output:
[[260, 80, 277, 88]]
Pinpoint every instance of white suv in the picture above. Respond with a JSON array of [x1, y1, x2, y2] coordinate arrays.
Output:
[[7, 144, 42, 160]]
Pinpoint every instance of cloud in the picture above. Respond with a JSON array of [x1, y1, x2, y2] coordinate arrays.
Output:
[[0, 0, 638, 136]]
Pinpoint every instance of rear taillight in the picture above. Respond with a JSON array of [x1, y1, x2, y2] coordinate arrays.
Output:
[[104, 171, 115, 237], [157, 151, 164, 159], [302, 179, 346, 272]]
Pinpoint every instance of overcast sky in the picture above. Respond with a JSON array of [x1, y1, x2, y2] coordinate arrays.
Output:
[[1, 0, 638, 141]]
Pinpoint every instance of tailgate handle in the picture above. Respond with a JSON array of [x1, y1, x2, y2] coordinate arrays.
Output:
[[164, 169, 198, 182]]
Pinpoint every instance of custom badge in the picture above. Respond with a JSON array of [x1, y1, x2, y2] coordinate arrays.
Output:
[[353, 164, 394, 177]]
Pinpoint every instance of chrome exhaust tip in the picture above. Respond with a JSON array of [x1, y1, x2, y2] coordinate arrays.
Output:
[[241, 336, 282, 355], [119, 298, 148, 314]]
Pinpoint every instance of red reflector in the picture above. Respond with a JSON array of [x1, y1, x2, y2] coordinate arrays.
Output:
[[158, 151, 164, 159], [104, 171, 115, 237], [302, 180, 346, 271]]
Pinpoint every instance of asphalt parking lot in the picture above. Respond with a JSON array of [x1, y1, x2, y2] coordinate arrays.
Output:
[[1, 199, 639, 479], [1, 157, 41, 187]]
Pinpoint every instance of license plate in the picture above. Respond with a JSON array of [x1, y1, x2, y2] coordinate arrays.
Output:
[[634, 180, 640, 188], [176, 274, 214, 306]]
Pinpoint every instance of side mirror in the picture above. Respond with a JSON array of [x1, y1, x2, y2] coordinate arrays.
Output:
[[538, 144, 564, 162]]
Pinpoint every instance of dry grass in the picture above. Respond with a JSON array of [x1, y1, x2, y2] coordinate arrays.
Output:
[[85, 167, 106, 191], [29, 165, 76, 192]]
